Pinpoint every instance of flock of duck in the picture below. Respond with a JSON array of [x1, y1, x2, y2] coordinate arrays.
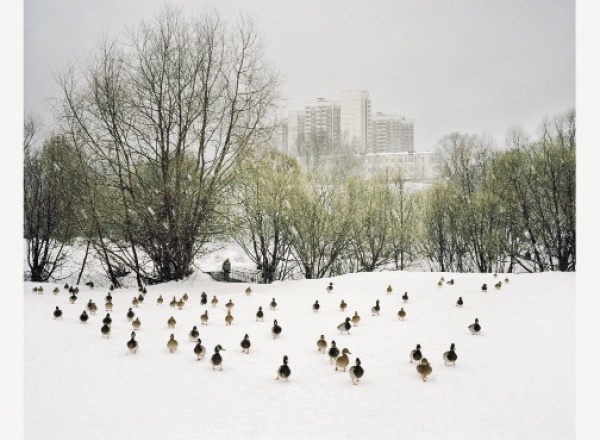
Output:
[[38, 272, 509, 385]]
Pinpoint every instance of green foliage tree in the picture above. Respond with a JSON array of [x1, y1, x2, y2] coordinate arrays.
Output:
[[229, 148, 300, 283]]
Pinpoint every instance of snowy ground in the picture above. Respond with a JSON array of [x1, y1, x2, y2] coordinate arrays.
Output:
[[24, 269, 575, 440]]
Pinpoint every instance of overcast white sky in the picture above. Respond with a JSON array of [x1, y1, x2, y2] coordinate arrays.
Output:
[[24, 0, 575, 150]]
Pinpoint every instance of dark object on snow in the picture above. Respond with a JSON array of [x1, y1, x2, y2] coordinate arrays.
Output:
[[443, 343, 457, 366], [337, 317, 351, 334], [349, 358, 364, 385], [211, 345, 225, 370], [271, 319, 282, 338], [468, 318, 481, 335], [276, 356, 291, 380], [410, 344, 422, 363], [240, 334, 251, 353]]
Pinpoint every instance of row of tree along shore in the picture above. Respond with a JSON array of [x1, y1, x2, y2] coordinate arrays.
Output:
[[23, 8, 575, 286]]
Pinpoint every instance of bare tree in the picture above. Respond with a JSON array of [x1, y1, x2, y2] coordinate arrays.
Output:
[[24, 136, 81, 281], [58, 7, 280, 284]]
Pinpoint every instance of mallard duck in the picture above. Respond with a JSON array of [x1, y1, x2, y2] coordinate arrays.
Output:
[[386, 285, 393, 295], [89, 302, 97, 315], [105, 300, 113, 311], [157, 295, 164, 305], [481, 284, 487, 292], [200, 310, 209, 325], [351, 311, 361, 327], [142, 287, 147, 295], [69, 293, 78, 304], [137, 294, 144, 304], [275, 355, 291, 381], [456, 297, 464, 307], [189, 326, 199, 342], [447, 279, 454, 285], [53, 306, 62, 319], [211, 296, 218, 308], [169, 296, 177, 308], [317, 335, 327, 353], [225, 310, 234, 325], [105, 292, 112, 302], [52, 287, 60, 295], [494, 281, 502, 290], [126, 308, 135, 321], [102, 313, 112, 326], [176, 298, 185, 310], [240, 334, 251, 353], [326, 282, 333, 293], [349, 358, 364, 385], [493, 273, 498, 278], [167, 334, 178, 353], [312, 300, 320, 312], [101, 323, 111, 338], [410, 344, 422, 363], [337, 317, 351, 334], [127, 331, 138, 354], [468, 318, 481, 335], [328, 340, 339, 365], [109, 284, 114, 291], [340, 300, 347, 312], [200, 292, 207, 305], [87, 299, 94, 313], [132, 317, 141, 331], [182, 293, 189, 302], [211, 345, 225, 370], [398, 308, 406, 320], [38, 286, 44, 294], [504, 277, 510, 284], [85, 281, 95, 289], [64, 284, 69, 290], [269, 298, 277, 310], [402, 292, 409, 303], [194, 338, 206, 360], [272, 319, 282, 338], [167, 316, 176, 329], [225, 299, 235, 311], [256, 306, 264, 322], [80, 310, 89, 323], [439, 276, 445, 283], [443, 343, 457, 366], [335, 348, 352, 372], [245, 286, 252, 296], [371, 300, 380, 316], [437, 280, 443, 288], [74, 286, 79, 294], [32, 286, 38, 293], [416, 358, 432, 382]]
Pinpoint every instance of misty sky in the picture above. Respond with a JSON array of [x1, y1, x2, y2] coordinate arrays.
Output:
[[24, 0, 575, 150]]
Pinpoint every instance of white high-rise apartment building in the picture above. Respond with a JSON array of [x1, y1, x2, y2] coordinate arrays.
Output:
[[340, 90, 371, 153], [371, 113, 414, 154], [304, 98, 341, 155], [286, 111, 305, 156]]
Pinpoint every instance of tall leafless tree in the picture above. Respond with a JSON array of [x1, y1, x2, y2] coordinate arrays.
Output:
[[57, 7, 280, 284]]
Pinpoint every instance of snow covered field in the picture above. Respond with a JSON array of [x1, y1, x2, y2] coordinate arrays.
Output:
[[23, 270, 574, 440]]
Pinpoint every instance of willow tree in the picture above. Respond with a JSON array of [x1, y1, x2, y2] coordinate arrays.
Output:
[[229, 148, 300, 283], [58, 7, 279, 284], [287, 165, 353, 279]]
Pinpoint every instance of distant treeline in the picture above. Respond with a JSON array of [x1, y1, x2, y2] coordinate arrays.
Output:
[[22, 9, 575, 285]]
